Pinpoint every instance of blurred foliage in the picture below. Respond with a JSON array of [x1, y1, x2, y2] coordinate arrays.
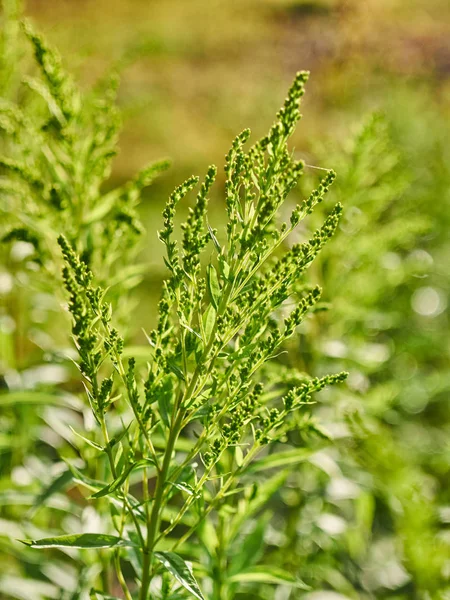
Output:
[[1, 0, 449, 599]]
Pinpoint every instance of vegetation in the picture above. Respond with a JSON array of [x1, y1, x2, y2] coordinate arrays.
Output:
[[0, 2, 449, 600]]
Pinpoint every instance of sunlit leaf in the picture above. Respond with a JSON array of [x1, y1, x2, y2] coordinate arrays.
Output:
[[245, 448, 315, 473], [154, 551, 205, 600], [20, 533, 135, 549], [206, 264, 220, 310], [91, 458, 155, 498], [228, 565, 310, 589]]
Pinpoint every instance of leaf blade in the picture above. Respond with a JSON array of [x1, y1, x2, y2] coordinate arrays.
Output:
[[228, 565, 309, 589], [20, 533, 135, 549], [206, 264, 221, 310], [154, 551, 205, 600]]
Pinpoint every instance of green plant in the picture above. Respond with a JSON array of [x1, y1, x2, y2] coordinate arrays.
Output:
[[0, 19, 170, 323], [267, 112, 450, 599], [17, 70, 348, 599], [0, 16, 169, 596]]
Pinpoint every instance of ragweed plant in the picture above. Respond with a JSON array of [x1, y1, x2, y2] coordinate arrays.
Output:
[[0, 16, 168, 596], [0, 20, 169, 333], [21, 71, 347, 599], [269, 114, 450, 598]]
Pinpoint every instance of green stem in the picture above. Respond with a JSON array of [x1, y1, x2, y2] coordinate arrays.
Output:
[[212, 514, 227, 600], [171, 445, 260, 552], [98, 406, 143, 593], [139, 411, 183, 600]]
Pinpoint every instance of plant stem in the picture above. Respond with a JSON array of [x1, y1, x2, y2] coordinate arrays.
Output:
[[139, 410, 183, 600], [212, 514, 227, 600], [97, 404, 142, 594]]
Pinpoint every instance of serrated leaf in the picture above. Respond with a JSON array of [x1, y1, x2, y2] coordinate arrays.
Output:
[[154, 551, 205, 600], [20, 533, 135, 549], [206, 264, 221, 310], [228, 565, 309, 589]]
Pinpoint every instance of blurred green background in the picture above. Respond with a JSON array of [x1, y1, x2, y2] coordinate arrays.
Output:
[[1, 0, 450, 598], [21, 0, 450, 320]]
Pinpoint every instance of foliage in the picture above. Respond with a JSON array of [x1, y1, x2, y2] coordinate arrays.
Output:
[[1, 3, 449, 600], [1, 15, 349, 599]]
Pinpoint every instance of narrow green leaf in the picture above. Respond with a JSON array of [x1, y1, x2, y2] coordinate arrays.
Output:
[[82, 193, 118, 225], [228, 565, 310, 589], [154, 551, 205, 600], [180, 320, 203, 341], [90, 590, 123, 600], [28, 469, 73, 518], [158, 375, 174, 427], [0, 391, 82, 410], [235, 446, 243, 467], [170, 481, 197, 496], [245, 448, 315, 473], [202, 305, 216, 343], [106, 422, 132, 450], [20, 533, 134, 549], [206, 264, 221, 310], [152, 435, 193, 452], [91, 459, 155, 499], [207, 222, 221, 253], [70, 427, 103, 451], [65, 462, 106, 493], [220, 259, 230, 280], [229, 513, 271, 575], [166, 359, 186, 382]]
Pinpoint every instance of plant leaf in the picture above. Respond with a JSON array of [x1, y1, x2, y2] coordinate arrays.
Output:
[[228, 565, 309, 589], [229, 512, 271, 575], [91, 459, 155, 499], [245, 448, 315, 473], [158, 375, 174, 427], [83, 193, 119, 225], [70, 427, 103, 451], [20, 533, 135, 549], [202, 305, 216, 343], [206, 264, 220, 310], [0, 391, 82, 410], [90, 590, 123, 600], [65, 461, 106, 493], [154, 551, 205, 600], [28, 469, 73, 518], [207, 222, 221, 253], [166, 358, 186, 382]]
